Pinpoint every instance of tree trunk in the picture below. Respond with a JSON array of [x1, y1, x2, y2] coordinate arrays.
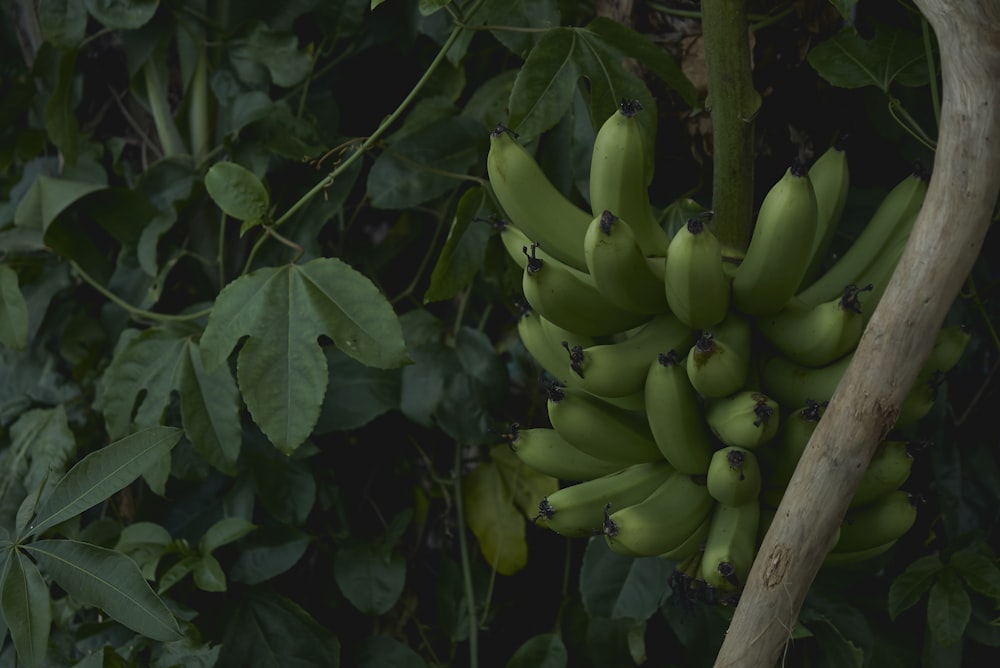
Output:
[[713, 1, 1000, 666]]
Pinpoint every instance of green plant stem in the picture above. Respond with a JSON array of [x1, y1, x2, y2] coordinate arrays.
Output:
[[700, 0, 760, 252], [451, 444, 479, 668], [143, 58, 188, 158], [70, 260, 212, 323]]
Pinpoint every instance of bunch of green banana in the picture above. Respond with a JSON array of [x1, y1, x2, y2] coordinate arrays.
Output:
[[476, 100, 966, 595]]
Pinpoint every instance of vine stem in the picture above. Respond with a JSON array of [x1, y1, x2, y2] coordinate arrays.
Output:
[[452, 444, 479, 668], [713, 1, 1000, 665]]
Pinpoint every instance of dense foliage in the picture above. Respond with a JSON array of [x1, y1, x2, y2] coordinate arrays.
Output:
[[0, 1, 998, 666]]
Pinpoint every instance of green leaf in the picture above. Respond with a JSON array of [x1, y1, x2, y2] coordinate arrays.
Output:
[[193, 553, 227, 592], [113, 521, 172, 581], [27, 426, 183, 537], [424, 188, 492, 303], [179, 342, 242, 475], [0, 549, 52, 668], [889, 554, 945, 620], [418, 0, 449, 15], [927, 568, 972, 648], [38, 0, 88, 49], [507, 28, 579, 141], [830, 0, 859, 20], [484, 0, 560, 59], [228, 22, 312, 87], [44, 48, 80, 166], [199, 258, 408, 454], [585, 17, 697, 108], [13, 175, 106, 231], [248, 446, 316, 525], [807, 23, 930, 92], [366, 114, 485, 210], [333, 542, 406, 615], [204, 161, 271, 228], [808, 618, 865, 668], [0, 265, 29, 350], [199, 517, 257, 555], [217, 591, 340, 668], [157, 555, 199, 595], [84, 0, 159, 29], [950, 546, 1000, 599], [152, 637, 222, 668], [315, 348, 400, 433], [25, 538, 182, 641], [357, 635, 427, 667], [579, 537, 674, 622], [229, 525, 311, 585], [505, 633, 567, 668]]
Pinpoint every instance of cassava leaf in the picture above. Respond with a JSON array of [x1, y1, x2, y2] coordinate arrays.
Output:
[[927, 568, 972, 647], [889, 554, 945, 620], [0, 264, 29, 351], [807, 23, 930, 92], [199, 257, 408, 454], [0, 549, 51, 668]]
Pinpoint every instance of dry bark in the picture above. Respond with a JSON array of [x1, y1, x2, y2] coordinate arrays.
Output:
[[713, 1, 1000, 666]]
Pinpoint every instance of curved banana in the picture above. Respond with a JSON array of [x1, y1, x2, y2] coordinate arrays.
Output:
[[759, 351, 852, 409], [685, 313, 753, 399], [831, 489, 917, 554], [507, 424, 632, 482], [732, 162, 819, 315], [793, 170, 928, 309], [659, 512, 712, 561], [706, 446, 763, 506], [589, 99, 670, 256], [604, 471, 715, 557], [516, 308, 589, 388], [644, 351, 715, 474], [664, 215, 731, 329], [705, 391, 780, 450], [895, 376, 938, 429], [759, 400, 825, 507], [921, 323, 971, 378], [583, 210, 670, 314], [564, 310, 694, 398], [822, 539, 897, 567], [535, 460, 675, 537], [487, 126, 592, 271], [850, 440, 914, 508], [699, 501, 760, 593], [803, 140, 850, 281], [755, 284, 869, 368], [497, 220, 591, 283], [521, 243, 651, 336], [545, 384, 663, 464]]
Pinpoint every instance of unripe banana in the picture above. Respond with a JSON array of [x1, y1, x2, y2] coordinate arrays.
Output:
[[685, 313, 753, 399], [603, 470, 715, 557], [699, 501, 760, 593], [545, 384, 663, 464], [759, 351, 852, 409], [895, 375, 938, 429], [732, 162, 819, 315], [759, 401, 825, 507], [583, 210, 670, 314], [521, 243, 651, 336], [664, 215, 731, 329], [589, 99, 671, 256], [755, 284, 869, 368], [644, 351, 715, 474], [850, 440, 914, 508], [706, 446, 763, 506], [516, 308, 590, 387], [563, 310, 694, 398], [920, 323, 971, 379], [535, 460, 675, 537], [487, 126, 592, 271], [704, 391, 780, 451], [803, 140, 850, 281], [794, 169, 928, 309], [659, 512, 712, 562], [822, 539, 898, 567], [497, 220, 591, 284], [832, 489, 918, 554], [506, 424, 631, 482]]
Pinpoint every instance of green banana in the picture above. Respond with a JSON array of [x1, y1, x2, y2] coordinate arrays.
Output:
[[732, 161, 819, 315], [516, 308, 589, 387], [755, 284, 870, 368], [664, 215, 732, 329], [895, 376, 937, 429], [921, 323, 971, 378], [803, 139, 850, 281], [507, 424, 632, 482], [589, 99, 671, 256], [760, 401, 825, 507], [699, 501, 760, 593], [498, 220, 591, 283], [563, 310, 694, 398], [831, 489, 917, 554], [793, 170, 928, 309], [604, 470, 715, 557], [487, 126, 592, 271], [659, 512, 712, 561], [644, 351, 715, 475], [706, 446, 763, 506], [545, 384, 663, 464], [521, 243, 651, 336], [535, 460, 675, 537], [850, 440, 914, 508], [705, 391, 780, 450], [583, 210, 670, 314], [759, 351, 852, 409], [822, 539, 897, 567], [685, 313, 753, 399]]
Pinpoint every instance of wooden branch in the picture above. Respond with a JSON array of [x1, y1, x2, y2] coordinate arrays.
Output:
[[713, 1, 1000, 666]]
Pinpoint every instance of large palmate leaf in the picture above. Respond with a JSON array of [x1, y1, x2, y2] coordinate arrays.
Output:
[[808, 22, 930, 92], [0, 549, 51, 668], [199, 257, 408, 454], [26, 426, 183, 537], [25, 539, 182, 641]]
